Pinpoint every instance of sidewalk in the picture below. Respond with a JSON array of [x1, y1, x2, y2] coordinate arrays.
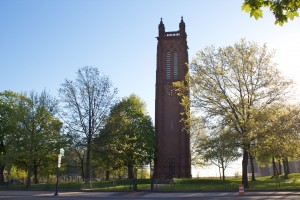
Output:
[[1, 190, 300, 198]]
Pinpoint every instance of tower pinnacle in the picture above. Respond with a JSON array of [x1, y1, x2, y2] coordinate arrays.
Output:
[[179, 17, 186, 35], [159, 17, 165, 37]]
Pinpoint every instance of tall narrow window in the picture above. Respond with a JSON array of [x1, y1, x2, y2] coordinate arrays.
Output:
[[174, 51, 178, 80], [166, 51, 171, 80]]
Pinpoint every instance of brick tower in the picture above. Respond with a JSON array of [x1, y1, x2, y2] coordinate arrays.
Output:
[[154, 17, 191, 179]]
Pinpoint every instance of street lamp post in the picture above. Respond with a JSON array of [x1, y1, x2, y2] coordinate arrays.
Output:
[[54, 148, 64, 196], [150, 161, 154, 191]]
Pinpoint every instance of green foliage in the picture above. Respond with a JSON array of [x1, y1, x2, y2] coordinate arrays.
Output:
[[242, 0, 300, 25], [95, 94, 155, 178], [173, 74, 190, 133], [0, 90, 62, 186], [136, 165, 150, 179], [15, 91, 62, 186], [8, 166, 26, 181], [254, 103, 300, 174], [183, 39, 294, 187], [197, 129, 242, 180], [0, 91, 23, 184], [189, 117, 206, 167]]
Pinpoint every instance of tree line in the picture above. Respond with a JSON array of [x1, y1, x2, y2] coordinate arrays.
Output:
[[2, 0, 300, 189], [0, 67, 155, 188], [1, 40, 300, 189]]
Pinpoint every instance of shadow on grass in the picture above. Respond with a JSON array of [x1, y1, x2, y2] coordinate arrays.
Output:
[[2, 174, 300, 192], [0, 179, 150, 191], [157, 178, 240, 192]]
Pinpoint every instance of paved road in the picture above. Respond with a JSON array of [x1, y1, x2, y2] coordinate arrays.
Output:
[[1, 191, 300, 200]]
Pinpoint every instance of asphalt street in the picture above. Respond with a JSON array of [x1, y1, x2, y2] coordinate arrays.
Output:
[[1, 191, 300, 200]]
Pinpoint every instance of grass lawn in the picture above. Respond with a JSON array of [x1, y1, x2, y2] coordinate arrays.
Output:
[[157, 178, 240, 191], [0, 179, 151, 191], [157, 173, 300, 191], [2, 174, 300, 191], [248, 173, 300, 190]]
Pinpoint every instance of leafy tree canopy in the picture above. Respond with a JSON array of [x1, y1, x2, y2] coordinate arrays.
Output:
[[96, 94, 155, 179], [176, 39, 294, 187], [197, 129, 241, 180], [242, 0, 300, 25], [255, 103, 300, 164]]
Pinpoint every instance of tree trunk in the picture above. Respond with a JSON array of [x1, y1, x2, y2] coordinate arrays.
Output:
[[26, 146, 33, 188], [283, 158, 289, 179], [0, 142, 5, 185], [272, 156, 278, 177], [128, 164, 134, 179], [221, 162, 225, 181], [33, 162, 39, 184], [80, 159, 85, 181], [26, 167, 32, 188], [278, 160, 282, 175], [84, 140, 91, 188], [249, 154, 256, 181], [242, 148, 249, 188], [105, 170, 110, 181], [0, 164, 5, 185], [285, 157, 290, 174]]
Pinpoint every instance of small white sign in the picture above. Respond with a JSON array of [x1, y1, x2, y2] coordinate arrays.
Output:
[[58, 155, 62, 168], [60, 148, 65, 157]]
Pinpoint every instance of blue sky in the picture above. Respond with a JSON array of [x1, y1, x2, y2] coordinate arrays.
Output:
[[1, 0, 300, 120], [1, 0, 300, 176]]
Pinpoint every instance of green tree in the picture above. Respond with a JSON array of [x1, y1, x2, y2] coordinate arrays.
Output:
[[97, 94, 155, 179], [9, 165, 26, 181], [15, 91, 62, 187], [93, 135, 121, 180], [59, 66, 117, 187], [0, 91, 22, 184], [190, 116, 206, 167], [198, 128, 241, 180], [255, 103, 300, 179], [179, 39, 294, 187], [242, 0, 300, 25]]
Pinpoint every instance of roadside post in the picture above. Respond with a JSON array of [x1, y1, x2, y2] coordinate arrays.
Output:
[[54, 148, 64, 196], [239, 184, 245, 195]]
